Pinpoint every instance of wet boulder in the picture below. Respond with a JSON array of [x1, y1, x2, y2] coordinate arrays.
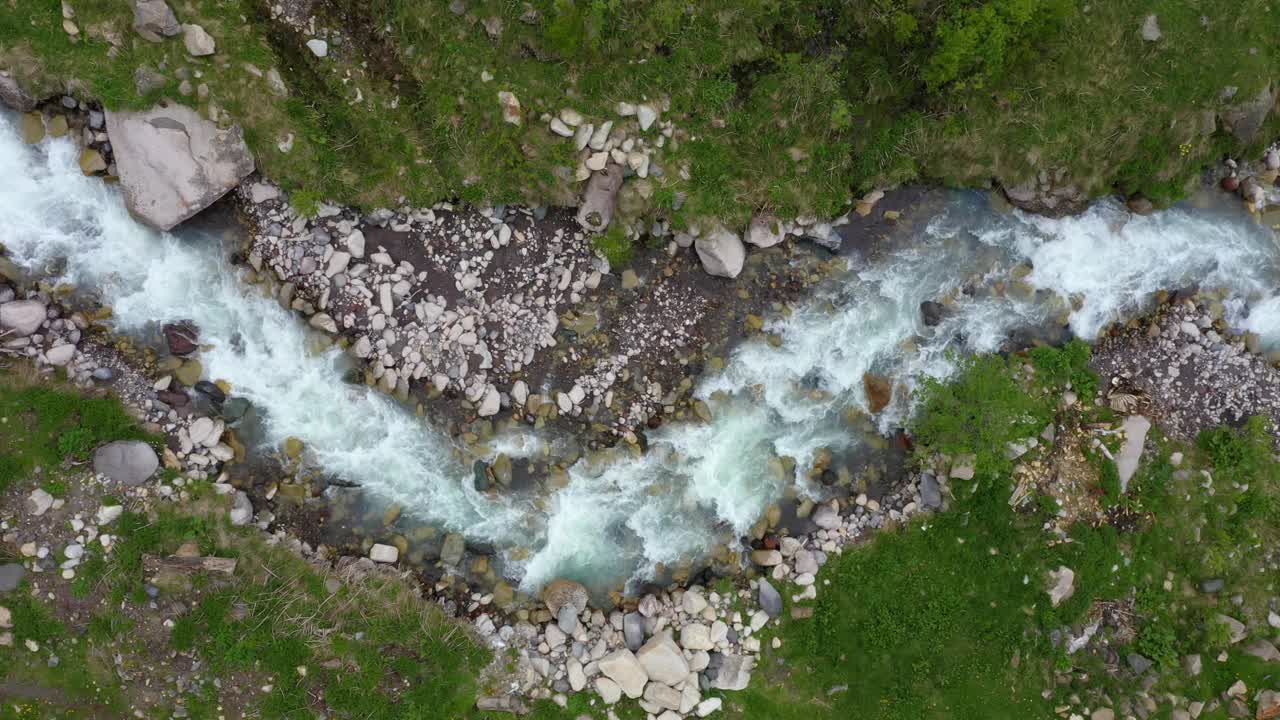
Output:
[[862, 372, 892, 413], [93, 440, 160, 486], [920, 300, 946, 327], [163, 322, 199, 355], [541, 578, 589, 617], [106, 103, 254, 231]]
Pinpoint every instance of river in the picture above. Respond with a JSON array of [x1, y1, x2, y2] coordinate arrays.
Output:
[[3, 112, 1279, 594]]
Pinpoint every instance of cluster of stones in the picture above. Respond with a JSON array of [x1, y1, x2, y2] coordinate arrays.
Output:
[[1091, 296, 1280, 440], [14, 96, 115, 177], [1219, 142, 1280, 228], [240, 184, 616, 417], [446, 472, 945, 716]]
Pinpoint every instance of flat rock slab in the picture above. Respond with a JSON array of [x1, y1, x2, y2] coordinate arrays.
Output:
[[93, 440, 159, 486], [106, 103, 254, 231], [1114, 415, 1151, 493], [0, 563, 25, 593]]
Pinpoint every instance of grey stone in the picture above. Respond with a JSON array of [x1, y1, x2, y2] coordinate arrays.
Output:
[[643, 682, 682, 711], [1215, 613, 1247, 644], [758, 579, 782, 618], [1181, 653, 1202, 676], [106, 104, 254, 231], [229, 491, 253, 525], [132, 0, 180, 39], [0, 300, 47, 337], [1199, 577, 1224, 593], [556, 605, 579, 635], [598, 649, 647, 699], [1127, 653, 1153, 675], [623, 612, 645, 651], [92, 440, 159, 486], [441, 533, 465, 566], [0, 74, 36, 112], [1222, 83, 1278, 145], [0, 563, 25, 593], [306, 39, 328, 58], [636, 632, 688, 685], [576, 163, 624, 232], [182, 24, 215, 56], [1114, 415, 1150, 493], [1140, 14, 1161, 41], [1243, 638, 1280, 662], [694, 227, 746, 279], [919, 472, 942, 509], [745, 214, 784, 248], [705, 653, 755, 691]]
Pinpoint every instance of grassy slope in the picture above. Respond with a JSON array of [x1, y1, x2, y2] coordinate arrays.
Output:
[[0, 371, 492, 719], [714, 346, 1280, 720], [3, 1, 1277, 230]]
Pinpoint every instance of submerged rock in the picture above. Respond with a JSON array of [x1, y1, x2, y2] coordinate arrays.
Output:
[[106, 103, 254, 231]]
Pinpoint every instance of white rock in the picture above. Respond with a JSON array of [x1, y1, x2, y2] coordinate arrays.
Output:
[[369, 543, 399, 563], [636, 633, 688, 685], [27, 488, 54, 516], [594, 677, 622, 704], [599, 649, 648, 698], [637, 104, 658, 131], [549, 118, 574, 137], [1047, 566, 1075, 607], [477, 385, 501, 417], [182, 23, 215, 56], [696, 697, 723, 717], [44, 343, 76, 366], [745, 214, 785, 248], [0, 300, 47, 337], [306, 38, 328, 57], [694, 227, 746, 278], [346, 230, 365, 258], [96, 505, 124, 525], [679, 623, 713, 651]]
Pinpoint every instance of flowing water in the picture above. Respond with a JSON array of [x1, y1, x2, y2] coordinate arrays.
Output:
[[3, 114, 1280, 593]]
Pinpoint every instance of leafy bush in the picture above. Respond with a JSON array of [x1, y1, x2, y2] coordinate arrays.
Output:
[[592, 225, 635, 267], [912, 354, 1051, 481], [1028, 339, 1097, 399], [924, 0, 1077, 92]]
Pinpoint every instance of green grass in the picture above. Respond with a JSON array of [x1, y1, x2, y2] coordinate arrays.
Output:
[[7, 0, 1275, 231], [0, 370, 155, 494], [721, 347, 1280, 720]]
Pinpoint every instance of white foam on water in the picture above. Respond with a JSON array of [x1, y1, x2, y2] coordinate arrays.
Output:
[[0, 115, 535, 549], [5, 114, 1279, 593]]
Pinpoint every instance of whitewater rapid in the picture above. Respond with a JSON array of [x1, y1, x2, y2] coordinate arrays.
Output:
[[3, 114, 1279, 592]]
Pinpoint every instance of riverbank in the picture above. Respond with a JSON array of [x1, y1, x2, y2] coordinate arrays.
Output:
[[3, 0, 1279, 252], [6, 289, 1280, 719]]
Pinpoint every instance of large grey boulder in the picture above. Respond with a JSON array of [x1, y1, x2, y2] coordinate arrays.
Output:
[[758, 579, 782, 618], [106, 104, 254, 231], [0, 73, 36, 112], [694, 227, 746, 278], [92, 440, 159, 486], [598, 648, 647, 699], [0, 300, 46, 337], [636, 632, 688, 685], [131, 0, 181, 40], [1222, 82, 1277, 145], [705, 653, 755, 691]]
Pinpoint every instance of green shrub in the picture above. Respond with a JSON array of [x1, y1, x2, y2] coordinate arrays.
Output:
[[592, 225, 635, 267]]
